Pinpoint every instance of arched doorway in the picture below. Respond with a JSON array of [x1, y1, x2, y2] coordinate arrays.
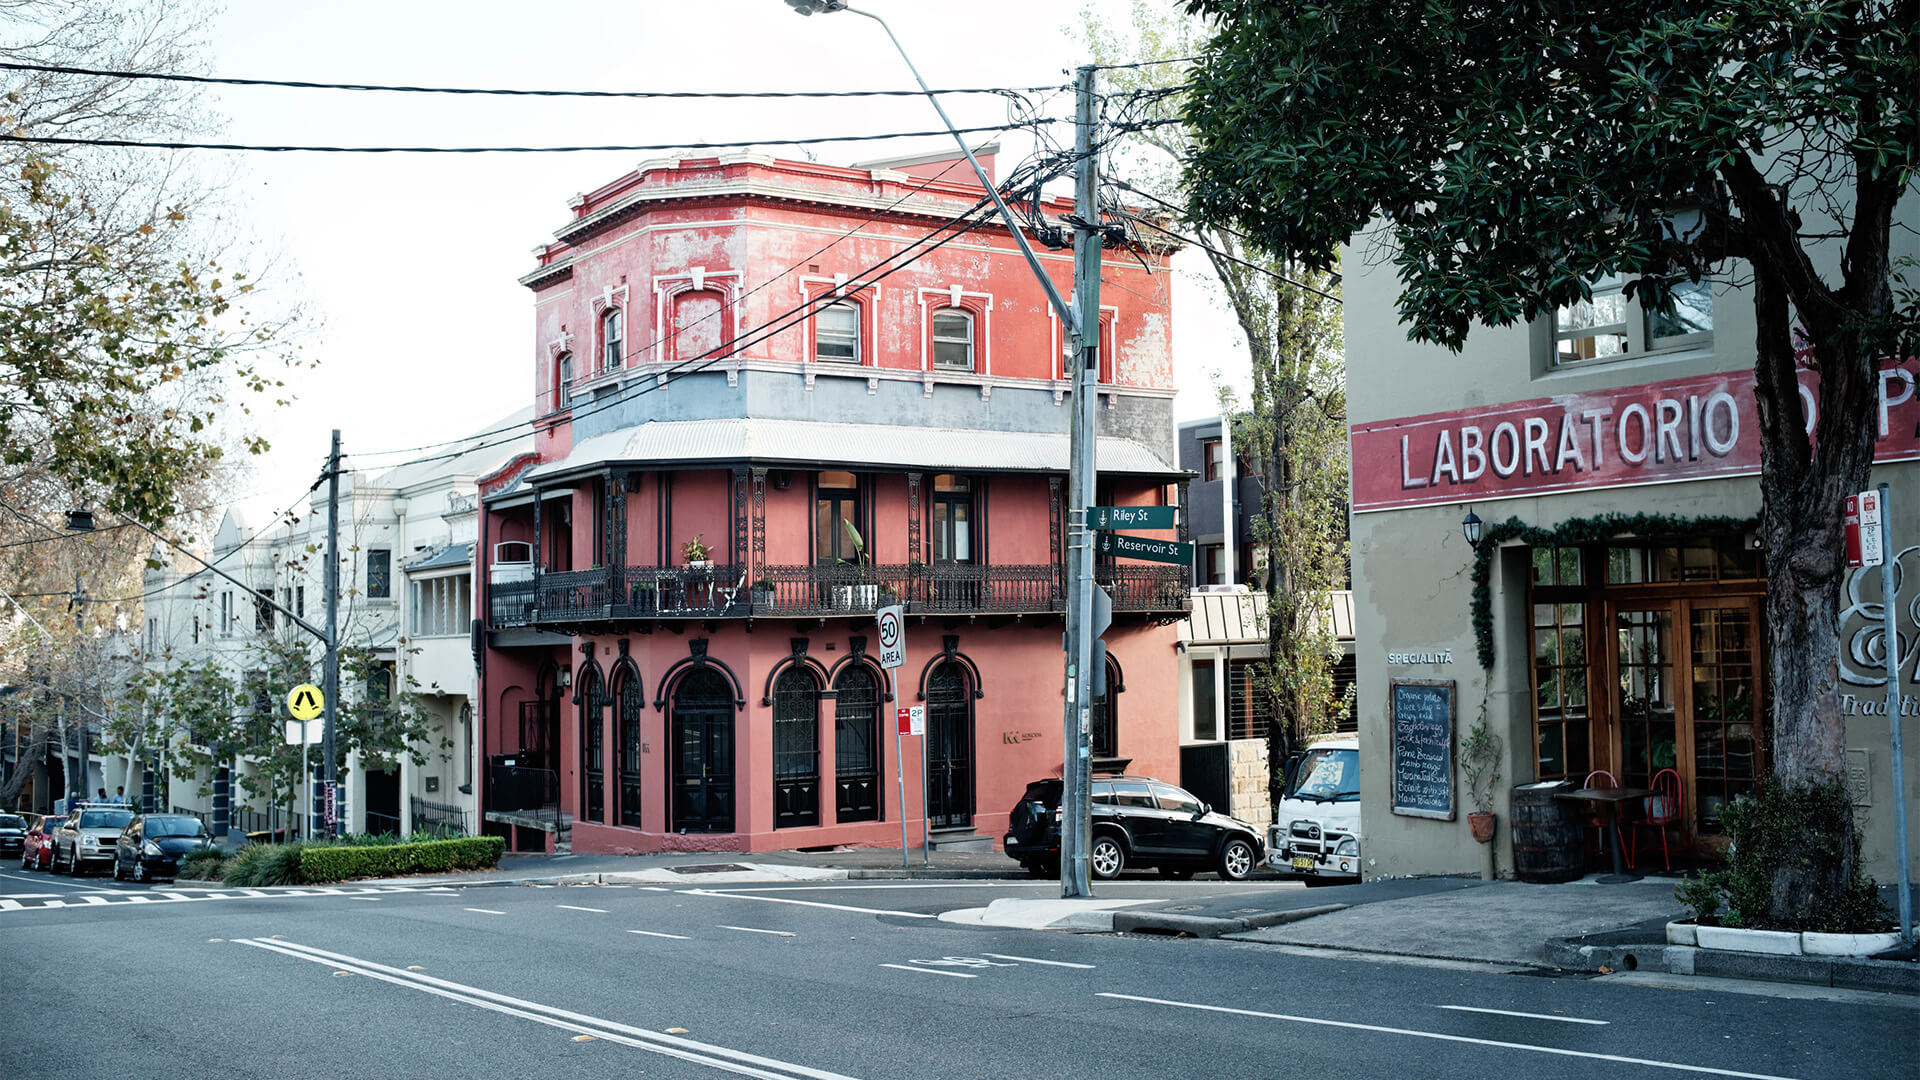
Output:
[[833, 665, 881, 823], [1090, 653, 1123, 761], [772, 666, 821, 829], [924, 662, 974, 828], [577, 666, 605, 824], [615, 666, 644, 828], [520, 664, 562, 807], [670, 668, 735, 833]]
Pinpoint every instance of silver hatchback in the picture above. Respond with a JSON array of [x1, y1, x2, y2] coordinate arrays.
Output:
[[54, 806, 135, 875]]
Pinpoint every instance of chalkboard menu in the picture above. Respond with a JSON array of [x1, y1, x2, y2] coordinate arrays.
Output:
[[1390, 679, 1456, 820]]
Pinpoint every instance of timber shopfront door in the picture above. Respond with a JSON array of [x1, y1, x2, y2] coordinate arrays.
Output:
[[1529, 538, 1765, 851], [924, 662, 974, 829], [671, 669, 735, 833]]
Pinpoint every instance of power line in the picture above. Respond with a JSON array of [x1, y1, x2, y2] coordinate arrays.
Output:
[[1113, 211, 1341, 302], [3, 122, 1040, 155], [1091, 56, 1203, 70], [1106, 177, 1343, 286], [0, 59, 1060, 101]]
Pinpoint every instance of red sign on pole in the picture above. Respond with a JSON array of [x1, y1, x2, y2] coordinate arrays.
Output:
[[895, 706, 924, 736], [1845, 494, 1864, 567]]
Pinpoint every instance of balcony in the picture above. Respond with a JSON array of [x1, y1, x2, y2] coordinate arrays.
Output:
[[485, 561, 1187, 630]]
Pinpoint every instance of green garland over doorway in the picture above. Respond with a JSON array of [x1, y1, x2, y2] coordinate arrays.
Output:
[[1470, 512, 1758, 671]]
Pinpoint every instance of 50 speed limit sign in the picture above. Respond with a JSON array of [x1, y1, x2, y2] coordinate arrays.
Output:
[[876, 605, 905, 669]]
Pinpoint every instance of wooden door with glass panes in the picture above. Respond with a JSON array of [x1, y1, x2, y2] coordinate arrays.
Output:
[[1604, 596, 1764, 847]]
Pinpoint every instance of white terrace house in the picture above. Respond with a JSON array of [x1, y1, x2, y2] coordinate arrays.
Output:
[[137, 412, 532, 838]]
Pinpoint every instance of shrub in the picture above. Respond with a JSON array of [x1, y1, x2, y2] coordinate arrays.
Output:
[[1673, 872, 1726, 924], [299, 836, 505, 884], [175, 849, 229, 881], [1713, 778, 1891, 933], [222, 843, 271, 887]]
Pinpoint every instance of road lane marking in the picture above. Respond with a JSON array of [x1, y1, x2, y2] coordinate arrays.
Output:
[[718, 925, 796, 937], [981, 953, 1095, 969], [0, 870, 113, 892], [237, 937, 857, 1080], [627, 930, 692, 940], [350, 897, 381, 902], [1437, 1005, 1607, 1025], [880, 964, 976, 978], [556, 904, 608, 913], [710, 883, 1053, 892], [0, 899, 18, 910], [0, 893, 64, 899], [465, 908, 506, 915], [686, 888, 936, 918], [0, 883, 444, 915], [1098, 994, 1803, 1080]]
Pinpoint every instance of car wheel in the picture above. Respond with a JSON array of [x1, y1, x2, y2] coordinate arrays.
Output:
[[1218, 837, 1255, 881], [133, 859, 148, 885], [1157, 865, 1196, 880], [1090, 835, 1126, 880], [111, 856, 125, 881]]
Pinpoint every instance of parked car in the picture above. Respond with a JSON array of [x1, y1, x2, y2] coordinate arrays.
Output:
[[20, 814, 59, 870], [0, 813, 27, 858], [113, 814, 214, 883], [1004, 775, 1264, 881], [1266, 735, 1362, 884], [52, 806, 134, 876]]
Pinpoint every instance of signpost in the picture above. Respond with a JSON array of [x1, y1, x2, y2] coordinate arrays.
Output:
[[286, 684, 326, 839], [1868, 485, 1911, 945], [877, 605, 913, 869]]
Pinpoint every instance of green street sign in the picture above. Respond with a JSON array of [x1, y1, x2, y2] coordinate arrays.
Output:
[[1091, 505, 1177, 531], [1096, 531, 1192, 565]]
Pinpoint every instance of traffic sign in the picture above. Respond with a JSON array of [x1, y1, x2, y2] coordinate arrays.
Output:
[[877, 604, 905, 669], [1091, 505, 1176, 531], [896, 705, 924, 736], [1095, 531, 1192, 565], [1858, 489, 1884, 568], [287, 683, 324, 721], [322, 781, 338, 826]]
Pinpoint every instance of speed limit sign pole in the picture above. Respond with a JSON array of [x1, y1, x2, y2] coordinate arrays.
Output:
[[877, 605, 908, 869]]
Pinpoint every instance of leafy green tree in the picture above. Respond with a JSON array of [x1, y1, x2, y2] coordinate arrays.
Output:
[[1180, 0, 1916, 920], [1082, 2, 1350, 791]]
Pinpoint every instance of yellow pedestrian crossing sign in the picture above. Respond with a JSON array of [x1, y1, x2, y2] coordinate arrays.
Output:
[[287, 683, 325, 721]]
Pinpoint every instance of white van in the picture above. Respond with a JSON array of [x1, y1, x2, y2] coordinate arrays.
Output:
[[1266, 735, 1361, 882]]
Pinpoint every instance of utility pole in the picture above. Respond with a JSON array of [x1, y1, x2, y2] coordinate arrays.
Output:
[[322, 429, 342, 837], [1059, 64, 1103, 899], [70, 573, 88, 804]]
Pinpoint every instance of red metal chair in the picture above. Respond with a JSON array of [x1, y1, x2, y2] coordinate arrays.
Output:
[[1581, 769, 1624, 864], [1627, 768, 1684, 872]]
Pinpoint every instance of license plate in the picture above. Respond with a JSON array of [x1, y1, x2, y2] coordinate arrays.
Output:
[[1291, 856, 1315, 871]]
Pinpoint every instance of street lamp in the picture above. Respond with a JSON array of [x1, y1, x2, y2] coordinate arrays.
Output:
[[1461, 509, 1483, 551]]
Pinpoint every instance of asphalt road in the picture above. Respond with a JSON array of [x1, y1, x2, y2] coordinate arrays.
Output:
[[2, 867, 1914, 1080]]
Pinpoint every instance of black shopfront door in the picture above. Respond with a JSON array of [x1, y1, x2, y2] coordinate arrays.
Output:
[[924, 663, 973, 829], [671, 669, 734, 833]]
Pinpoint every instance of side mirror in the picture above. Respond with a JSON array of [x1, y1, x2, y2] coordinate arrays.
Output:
[[1197, 803, 1211, 818]]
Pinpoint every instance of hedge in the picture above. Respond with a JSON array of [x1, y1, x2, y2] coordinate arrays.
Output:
[[299, 836, 506, 883]]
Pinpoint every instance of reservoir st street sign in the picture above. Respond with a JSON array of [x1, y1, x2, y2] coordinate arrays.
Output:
[[1095, 530, 1192, 565]]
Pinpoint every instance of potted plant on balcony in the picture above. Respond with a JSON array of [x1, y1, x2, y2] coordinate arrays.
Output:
[[834, 520, 879, 610], [681, 534, 712, 569]]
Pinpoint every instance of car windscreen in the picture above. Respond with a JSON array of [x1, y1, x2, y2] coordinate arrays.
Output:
[[1287, 748, 1359, 803], [79, 810, 134, 829], [143, 817, 209, 838], [0, 814, 24, 829]]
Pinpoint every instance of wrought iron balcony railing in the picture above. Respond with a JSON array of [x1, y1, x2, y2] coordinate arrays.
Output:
[[485, 560, 1187, 629]]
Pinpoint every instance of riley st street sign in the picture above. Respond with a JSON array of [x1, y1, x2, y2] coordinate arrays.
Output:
[[1091, 504, 1177, 531], [1095, 530, 1192, 565]]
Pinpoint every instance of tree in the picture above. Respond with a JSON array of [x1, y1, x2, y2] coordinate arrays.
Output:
[[1081, 2, 1350, 793], [1180, 0, 1917, 921], [1, 0, 302, 525]]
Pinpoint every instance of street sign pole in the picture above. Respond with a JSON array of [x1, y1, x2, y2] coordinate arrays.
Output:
[[1876, 483, 1912, 946], [878, 605, 908, 869], [893, 673, 908, 870]]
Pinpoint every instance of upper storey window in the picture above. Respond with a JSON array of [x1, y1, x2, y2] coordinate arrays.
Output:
[[674, 290, 725, 365], [601, 308, 624, 371], [1552, 212, 1714, 367], [555, 352, 573, 411], [932, 310, 974, 371], [816, 302, 860, 363]]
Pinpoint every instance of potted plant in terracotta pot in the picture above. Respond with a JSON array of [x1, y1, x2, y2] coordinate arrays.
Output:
[[1460, 698, 1502, 848]]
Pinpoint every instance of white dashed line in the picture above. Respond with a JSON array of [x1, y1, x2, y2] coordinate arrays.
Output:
[[1437, 1005, 1608, 1025], [465, 908, 506, 915], [556, 904, 608, 913], [880, 963, 975, 978], [626, 930, 692, 940], [717, 925, 794, 937], [982, 953, 1095, 969]]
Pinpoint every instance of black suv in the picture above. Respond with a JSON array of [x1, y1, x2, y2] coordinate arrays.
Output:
[[1003, 775, 1263, 881]]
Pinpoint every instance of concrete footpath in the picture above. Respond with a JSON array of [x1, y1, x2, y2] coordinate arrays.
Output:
[[362, 848, 1916, 995]]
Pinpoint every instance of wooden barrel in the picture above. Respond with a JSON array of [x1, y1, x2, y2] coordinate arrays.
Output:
[[1511, 781, 1583, 883]]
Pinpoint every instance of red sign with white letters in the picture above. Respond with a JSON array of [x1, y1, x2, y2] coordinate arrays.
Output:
[[1351, 358, 1918, 512]]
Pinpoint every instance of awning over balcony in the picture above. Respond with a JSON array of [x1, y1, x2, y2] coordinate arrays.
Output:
[[521, 418, 1181, 484]]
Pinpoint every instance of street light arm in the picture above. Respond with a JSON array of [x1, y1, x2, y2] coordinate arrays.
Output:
[[115, 515, 331, 645], [838, 3, 1080, 336]]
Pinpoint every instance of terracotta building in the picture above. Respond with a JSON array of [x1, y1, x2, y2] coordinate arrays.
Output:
[[476, 148, 1188, 854]]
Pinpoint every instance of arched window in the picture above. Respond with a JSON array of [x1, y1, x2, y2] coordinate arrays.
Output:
[[1090, 653, 1122, 760], [577, 666, 605, 824], [555, 352, 573, 410], [601, 308, 624, 371], [833, 664, 881, 823], [815, 301, 859, 363], [673, 290, 724, 364], [615, 667, 644, 828], [932, 309, 974, 371], [772, 666, 821, 829]]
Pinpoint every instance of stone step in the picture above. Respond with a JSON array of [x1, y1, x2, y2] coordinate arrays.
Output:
[[927, 831, 995, 853]]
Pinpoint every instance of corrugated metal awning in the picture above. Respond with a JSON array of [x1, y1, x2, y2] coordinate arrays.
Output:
[[405, 542, 473, 574], [1178, 588, 1355, 646], [527, 418, 1180, 481]]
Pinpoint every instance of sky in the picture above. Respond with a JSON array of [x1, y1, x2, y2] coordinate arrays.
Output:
[[195, 0, 1246, 518]]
